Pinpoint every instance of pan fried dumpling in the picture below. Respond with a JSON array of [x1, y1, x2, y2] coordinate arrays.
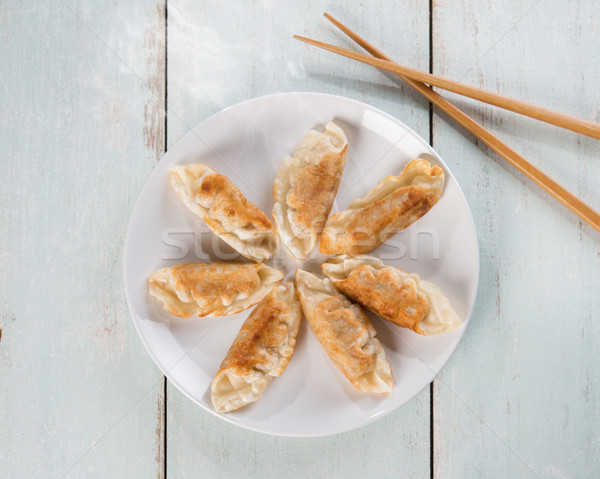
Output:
[[295, 269, 392, 394], [320, 158, 444, 255], [170, 164, 278, 262], [322, 255, 459, 335], [272, 122, 348, 261], [211, 282, 302, 413], [148, 262, 284, 318]]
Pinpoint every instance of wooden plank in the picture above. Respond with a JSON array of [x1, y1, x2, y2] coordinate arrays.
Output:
[[432, 1, 600, 477], [0, 1, 166, 477], [167, 397, 429, 479], [165, 1, 432, 477]]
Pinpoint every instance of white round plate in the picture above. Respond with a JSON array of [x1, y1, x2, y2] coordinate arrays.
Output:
[[124, 92, 479, 437]]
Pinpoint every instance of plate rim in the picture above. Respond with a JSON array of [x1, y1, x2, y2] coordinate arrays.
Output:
[[123, 91, 481, 437]]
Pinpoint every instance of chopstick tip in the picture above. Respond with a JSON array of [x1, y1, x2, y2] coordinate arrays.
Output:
[[293, 35, 311, 44], [323, 12, 338, 23]]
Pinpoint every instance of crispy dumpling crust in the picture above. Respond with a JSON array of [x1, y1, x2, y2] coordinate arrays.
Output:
[[322, 255, 460, 335], [320, 158, 444, 255], [295, 269, 393, 394], [148, 262, 284, 318], [272, 122, 348, 260], [211, 282, 302, 413], [170, 164, 278, 262]]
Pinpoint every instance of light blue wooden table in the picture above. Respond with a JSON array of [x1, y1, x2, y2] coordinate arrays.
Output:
[[1, 1, 599, 477]]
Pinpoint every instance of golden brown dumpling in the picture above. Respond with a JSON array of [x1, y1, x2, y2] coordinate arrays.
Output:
[[320, 158, 444, 255], [295, 269, 392, 394], [148, 262, 284, 318], [211, 282, 302, 413], [272, 122, 347, 260], [322, 255, 459, 335], [170, 164, 278, 262]]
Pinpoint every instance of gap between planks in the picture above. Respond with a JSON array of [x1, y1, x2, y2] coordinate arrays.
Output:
[[162, 2, 168, 479], [428, 1, 435, 477]]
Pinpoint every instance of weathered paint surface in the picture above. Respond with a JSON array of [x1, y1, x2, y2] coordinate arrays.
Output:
[[0, 1, 165, 477], [432, 1, 600, 477], [2, 0, 599, 477]]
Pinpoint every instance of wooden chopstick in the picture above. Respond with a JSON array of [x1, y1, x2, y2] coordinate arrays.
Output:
[[294, 13, 600, 234], [294, 33, 600, 141]]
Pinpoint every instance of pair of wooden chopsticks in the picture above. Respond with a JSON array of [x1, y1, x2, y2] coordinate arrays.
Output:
[[294, 13, 600, 234]]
